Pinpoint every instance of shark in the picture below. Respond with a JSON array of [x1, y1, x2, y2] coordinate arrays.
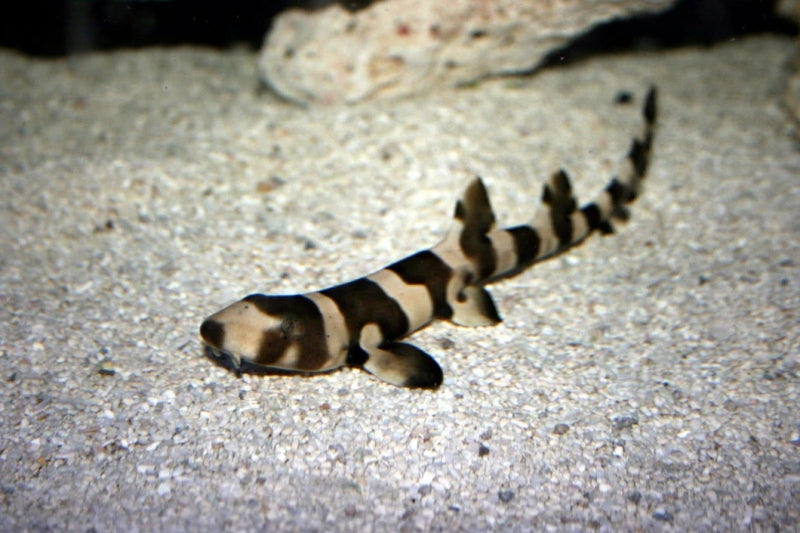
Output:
[[200, 87, 657, 388]]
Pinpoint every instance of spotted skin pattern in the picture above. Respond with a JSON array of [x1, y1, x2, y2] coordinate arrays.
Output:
[[200, 87, 658, 388]]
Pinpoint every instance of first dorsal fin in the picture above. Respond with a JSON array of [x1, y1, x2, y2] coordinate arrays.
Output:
[[453, 178, 495, 235], [434, 178, 504, 327], [443, 178, 498, 279]]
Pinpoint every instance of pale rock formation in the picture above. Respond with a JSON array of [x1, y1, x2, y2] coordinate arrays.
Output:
[[259, 0, 676, 105]]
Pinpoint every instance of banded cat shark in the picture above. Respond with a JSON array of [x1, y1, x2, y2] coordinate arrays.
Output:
[[201, 87, 657, 389]]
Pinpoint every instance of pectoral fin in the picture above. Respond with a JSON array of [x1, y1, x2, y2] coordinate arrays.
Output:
[[361, 342, 443, 389], [450, 285, 502, 327]]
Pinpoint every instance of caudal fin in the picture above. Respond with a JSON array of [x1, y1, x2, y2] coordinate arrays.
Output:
[[484, 86, 658, 278], [534, 86, 658, 254], [581, 85, 658, 233]]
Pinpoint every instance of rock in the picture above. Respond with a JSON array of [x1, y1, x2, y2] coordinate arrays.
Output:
[[775, 2, 799, 136], [776, 0, 800, 24], [612, 415, 639, 430], [497, 489, 515, 503], [652, 509, 674, 522], [258, 0, 676, 105], [783, 38, 800, 132], [553, 423, 570, 435]]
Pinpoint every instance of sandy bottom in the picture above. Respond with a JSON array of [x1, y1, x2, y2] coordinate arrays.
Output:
[[1, 35, 798, 530]]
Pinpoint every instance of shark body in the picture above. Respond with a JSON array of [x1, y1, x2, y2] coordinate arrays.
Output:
[[200, 87, 657, 388]]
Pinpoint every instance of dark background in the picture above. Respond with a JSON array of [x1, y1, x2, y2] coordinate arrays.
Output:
[[0, 0, 796, 58]]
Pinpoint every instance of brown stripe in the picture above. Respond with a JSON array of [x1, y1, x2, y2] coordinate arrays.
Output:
[[321, 278, 410, 347], [386, 250, 454, 319], [345, 345, 370, 366], [543, 170, 576, 248], [580, 203, 602, 231], [454, 178, 495, 233], [456, 179, 497, 279], [199, 319, 225, 350], [606, 178, 630, 205], [461, 231, 497, 279], [644, 86, 657, 125], [507, 225, 540, 267], [627, 138, 648, 180], [243, 294, 330, 370], [256, 327, 293, 366]]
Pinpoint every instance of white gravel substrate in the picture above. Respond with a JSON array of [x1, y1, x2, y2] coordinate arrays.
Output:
[[1, 36, 799, 531]]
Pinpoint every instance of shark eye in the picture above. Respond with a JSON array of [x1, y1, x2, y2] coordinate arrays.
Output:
[[280, 318, 296, 338]]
